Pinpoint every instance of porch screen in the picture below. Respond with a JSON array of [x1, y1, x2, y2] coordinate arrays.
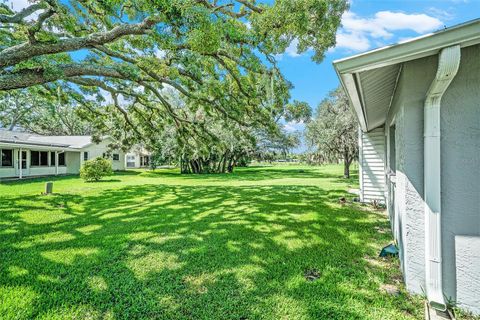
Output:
[[31, 151, 49, 166], [1, 149, 12, 167]]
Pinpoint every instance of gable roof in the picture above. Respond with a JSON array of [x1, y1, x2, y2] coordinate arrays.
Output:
[[0, 129, 96, 149], [333, 18, 480, 132]]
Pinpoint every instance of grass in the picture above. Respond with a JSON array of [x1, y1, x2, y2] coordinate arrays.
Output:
[[0, 165, 424, 319]]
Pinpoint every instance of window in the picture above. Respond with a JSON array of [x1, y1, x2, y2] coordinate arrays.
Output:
[[83, 152, 88, 161], [389, 124, 396, 173], [31, 151, 49, 166], [58, 153, 66, 166], [40, 151, 48, 166], [31, 151, 39, 166], [51, 152, 56, 166], [126, 155, 135, 168], [1, 149, 13, 167], [112, 153, 120, 161]]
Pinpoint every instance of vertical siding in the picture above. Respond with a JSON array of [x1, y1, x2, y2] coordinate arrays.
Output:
[[360, 127, 386, 203]]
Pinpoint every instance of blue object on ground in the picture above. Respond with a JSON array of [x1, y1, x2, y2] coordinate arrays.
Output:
[[379, 244, 399, 257]]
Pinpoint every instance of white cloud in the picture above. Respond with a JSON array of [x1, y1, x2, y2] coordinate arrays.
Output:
[[374, 11, 443, 33], [8, 0, 37, 12], [283, 123, 297, 132], [283, 121, 304, 133], [427, 7, 455, 21], [334, 10, 444, 52], [285, 39, 301, 58], [336, 32, 370, 52]]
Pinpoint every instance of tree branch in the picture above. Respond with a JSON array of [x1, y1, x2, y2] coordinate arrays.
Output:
[[0, 17, 158, 68], [0, 3, 46, 24], [0, 64, 133, 90], [28, 8, 56, 43]]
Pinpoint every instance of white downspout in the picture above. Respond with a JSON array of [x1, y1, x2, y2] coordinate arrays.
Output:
[[424, 45, 461, 311]]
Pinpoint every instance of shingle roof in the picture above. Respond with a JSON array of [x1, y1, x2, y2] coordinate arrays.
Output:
[[0, 129, 94, 149]]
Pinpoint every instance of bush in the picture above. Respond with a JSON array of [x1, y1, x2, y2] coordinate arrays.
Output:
[[80, 157, 113, 182]]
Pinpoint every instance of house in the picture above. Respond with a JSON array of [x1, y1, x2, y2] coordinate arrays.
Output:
[[334, 19, 480, 315], [125, 146, 151, 169], [0, 129, 125, 179]]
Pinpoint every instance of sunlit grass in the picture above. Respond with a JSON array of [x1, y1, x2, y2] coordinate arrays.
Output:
[[0, 165, 424, 319]]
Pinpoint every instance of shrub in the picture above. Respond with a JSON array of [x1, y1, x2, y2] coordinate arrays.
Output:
[[80, 157, 113, 182]]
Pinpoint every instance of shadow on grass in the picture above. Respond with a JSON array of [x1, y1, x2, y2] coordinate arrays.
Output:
[[0, 175, 417, 319], [0, 170, 141, 186]]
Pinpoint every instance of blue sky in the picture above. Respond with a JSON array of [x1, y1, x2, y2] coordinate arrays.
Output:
[[279, 0, 480, 141]]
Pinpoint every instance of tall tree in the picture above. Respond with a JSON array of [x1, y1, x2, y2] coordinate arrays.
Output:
[[0, 0, 347, 147], [141, 88, 308, 174], [0, 87, 93, 135], [305, 86, 358, 178]]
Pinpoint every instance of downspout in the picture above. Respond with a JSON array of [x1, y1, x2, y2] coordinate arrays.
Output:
[[424, 45, 461, 311]]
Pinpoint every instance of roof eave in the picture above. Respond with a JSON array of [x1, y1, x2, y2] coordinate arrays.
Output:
[[333, 18, 480, 132], [334, 18, 480, 74], [0, 141, 78, 151]]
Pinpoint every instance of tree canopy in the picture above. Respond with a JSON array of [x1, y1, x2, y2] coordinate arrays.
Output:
[[305, 86, 358, 178], [0, 0, 348, 173], [0, 86, 92, 134]]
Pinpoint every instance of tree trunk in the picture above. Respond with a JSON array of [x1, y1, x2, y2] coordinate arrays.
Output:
[[343, 156, 351, 179], [222, 153, 228, 173]]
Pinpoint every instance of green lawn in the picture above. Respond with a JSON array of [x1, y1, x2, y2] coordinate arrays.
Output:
[[0, 165, 422, 320]]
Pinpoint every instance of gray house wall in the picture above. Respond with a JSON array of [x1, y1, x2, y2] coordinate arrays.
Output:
[[385, 54, 437, 294], [440, 44, 480, 310], [383, 44, 480, 313]]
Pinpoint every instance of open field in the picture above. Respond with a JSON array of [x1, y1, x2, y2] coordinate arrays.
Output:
[[0, 165, 423, 319]]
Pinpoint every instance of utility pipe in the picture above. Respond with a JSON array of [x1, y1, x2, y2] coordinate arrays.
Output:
[[424, 45, 461, 311]]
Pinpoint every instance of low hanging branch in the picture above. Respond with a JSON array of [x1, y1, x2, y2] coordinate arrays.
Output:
[[0, 17, 158, 68], [0, 64, 135, 90]]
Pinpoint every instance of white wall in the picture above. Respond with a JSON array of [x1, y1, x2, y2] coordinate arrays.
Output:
[[359, 127, 385, 203], [81, 139, 125, 171]]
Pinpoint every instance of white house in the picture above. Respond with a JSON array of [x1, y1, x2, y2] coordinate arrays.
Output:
[[334, 19, 480, 315], [0, 129, 125, 179], [125, 146, 151, 169]]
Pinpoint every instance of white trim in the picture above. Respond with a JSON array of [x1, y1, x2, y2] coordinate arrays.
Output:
[[19, 148, 23, 179], [333, 19, 480, 132], [424, 45, 461, 311], [0, 142, 77, 152], [334, 19, 479, 73], [358, 126, 364, 202], [336, 72, 368, 131]]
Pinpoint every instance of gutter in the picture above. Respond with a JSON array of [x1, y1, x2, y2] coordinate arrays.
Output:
[[424, 45, 461, 311], [0, 139, 71, 149], [0, 140, 75, 151], [334, 18, 479, 73]]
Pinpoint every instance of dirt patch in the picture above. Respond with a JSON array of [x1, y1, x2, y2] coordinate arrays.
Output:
[[304, 268, 321, 282]]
